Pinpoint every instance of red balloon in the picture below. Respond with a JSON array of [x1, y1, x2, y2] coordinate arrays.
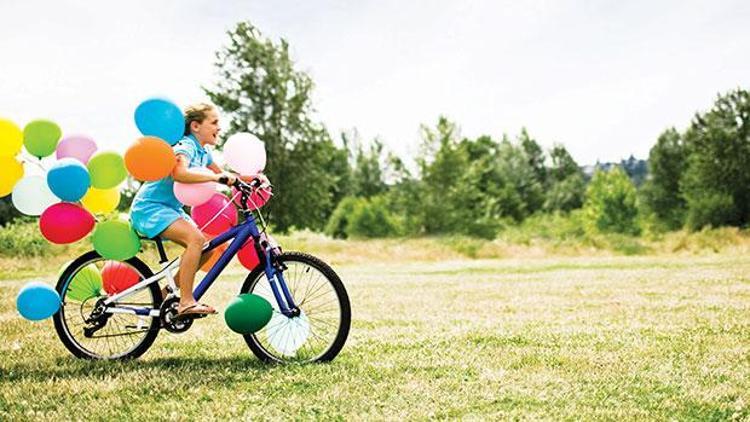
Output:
[[237, 240, 261, 270], [102, 261, 141, 294], [39, 202, 95, 244], [191, 193, 238, 236]]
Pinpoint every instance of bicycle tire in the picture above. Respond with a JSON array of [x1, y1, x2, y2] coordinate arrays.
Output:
[[240, 252, 351, 363], [52, 251, 162, 360]]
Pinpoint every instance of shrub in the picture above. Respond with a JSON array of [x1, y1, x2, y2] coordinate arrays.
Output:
[[325, 195, 400, 239], [325, 196, 362, 239], [685, 191, 738, 231], [583, 168, 641, 235], [347, 196, 400, 238], [0, 221, 51, 257]]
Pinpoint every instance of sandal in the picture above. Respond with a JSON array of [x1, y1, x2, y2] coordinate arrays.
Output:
[[176, 302, 217, 317]]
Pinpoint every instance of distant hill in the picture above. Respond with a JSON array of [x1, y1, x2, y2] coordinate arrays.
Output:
[[582, 155, 648, 187]]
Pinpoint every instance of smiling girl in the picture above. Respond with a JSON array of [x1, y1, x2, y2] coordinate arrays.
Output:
[[130, 103, 235, 317]]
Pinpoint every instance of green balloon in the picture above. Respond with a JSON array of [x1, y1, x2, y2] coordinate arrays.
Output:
[[224, 294, 273, 334], [92, 220, 141, 261], [87, 152, 127, 189], [23, 119, 61, 158], [65, 264, 103, 302]]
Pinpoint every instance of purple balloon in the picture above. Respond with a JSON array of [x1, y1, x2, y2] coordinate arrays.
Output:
[[56, 135, 98, 164]]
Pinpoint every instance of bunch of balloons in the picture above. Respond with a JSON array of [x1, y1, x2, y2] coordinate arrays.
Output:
[[0, 117, 130, 250], [4, 96, 271, 323]]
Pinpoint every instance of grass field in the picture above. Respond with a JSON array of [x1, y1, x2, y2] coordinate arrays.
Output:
[[1, 248, 749, 420]]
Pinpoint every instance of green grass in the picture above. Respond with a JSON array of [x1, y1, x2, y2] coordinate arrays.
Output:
[[1, 251, 750, 419]]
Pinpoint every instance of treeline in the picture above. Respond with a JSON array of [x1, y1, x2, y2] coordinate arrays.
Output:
[[3, 22, 747, 243], [204, 22, 750, 239]]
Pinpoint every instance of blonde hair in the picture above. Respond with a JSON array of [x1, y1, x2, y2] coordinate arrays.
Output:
[[183, 103, 215, 136]]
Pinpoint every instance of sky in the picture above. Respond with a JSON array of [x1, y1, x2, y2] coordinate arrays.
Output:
[[1, 0, 749, 166]]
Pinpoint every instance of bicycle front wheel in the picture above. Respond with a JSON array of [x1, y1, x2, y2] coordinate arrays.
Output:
[[240, 252, 351, 363], [52, 251, 162, 360]]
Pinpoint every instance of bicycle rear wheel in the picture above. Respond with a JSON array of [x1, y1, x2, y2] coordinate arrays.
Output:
[[52, 251, 162, 360], [240, 252, 351, 363]]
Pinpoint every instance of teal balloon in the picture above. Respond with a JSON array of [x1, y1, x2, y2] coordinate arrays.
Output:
[[16, 281, 61, 321], [47, 158, 91, 202], [23, 120, 62, 158], [224, 294, 273, 334], [92, 220, 141, 260], [134, 98, 185, 145], [87, 152, 127, 189]]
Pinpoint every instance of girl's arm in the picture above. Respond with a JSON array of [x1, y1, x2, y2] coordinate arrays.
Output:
[[172, 155, 224, 183], [208, 162, 264, 185]]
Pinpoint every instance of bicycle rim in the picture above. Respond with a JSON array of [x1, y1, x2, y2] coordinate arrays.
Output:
[[248, 259, 344, 363], [58, 257, 158, 359]]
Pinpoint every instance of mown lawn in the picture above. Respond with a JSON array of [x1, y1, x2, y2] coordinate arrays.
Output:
[[1, 253, 749, 420]]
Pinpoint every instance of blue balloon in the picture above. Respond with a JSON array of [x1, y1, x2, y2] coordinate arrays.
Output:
[[134, 98, 184, 145], [16, 281, 61, 321], [47, 158, 91, 202]]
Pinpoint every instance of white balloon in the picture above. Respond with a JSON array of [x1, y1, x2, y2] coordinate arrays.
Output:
[[223, 133, 266, 175], [12, 175, 60, 216], [266, 310, 310, 357]]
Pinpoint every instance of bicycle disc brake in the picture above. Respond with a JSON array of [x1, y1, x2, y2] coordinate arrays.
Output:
[[159, 297, 194, 333]]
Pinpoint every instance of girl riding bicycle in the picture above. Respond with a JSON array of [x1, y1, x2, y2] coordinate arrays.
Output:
[[130, 103, 243, 318], [54, 102, 350, 362]]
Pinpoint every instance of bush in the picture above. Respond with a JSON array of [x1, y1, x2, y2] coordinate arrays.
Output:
[[0, 221, 52, 257], [325, 197, 361, 239], [347, 196, 400, 238], [583, 168, 641, 235], [685, 191, 738, 231], [325, 195, 400, 239]]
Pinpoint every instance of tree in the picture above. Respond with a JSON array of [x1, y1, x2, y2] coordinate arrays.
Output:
[[640, 128, 686, 229], [544, 144, 585, 212], [342, 130, 387, 198], [205, 21, 348, 231], [583, 167, 640, 235], [681, 89, 750, 229]]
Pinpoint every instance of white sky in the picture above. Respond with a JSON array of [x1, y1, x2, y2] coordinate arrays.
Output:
[[1, 0, 749, 166]]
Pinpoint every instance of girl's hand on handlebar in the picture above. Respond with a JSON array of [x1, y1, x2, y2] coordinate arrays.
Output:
[[216, 172, 237, 186]]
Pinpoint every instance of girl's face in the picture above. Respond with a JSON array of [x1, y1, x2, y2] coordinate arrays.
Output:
[[191, 109, 220, 145]]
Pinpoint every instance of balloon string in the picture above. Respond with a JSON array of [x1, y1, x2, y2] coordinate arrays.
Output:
[[19, 151, 47, 173], [198, 191, 241, 232]]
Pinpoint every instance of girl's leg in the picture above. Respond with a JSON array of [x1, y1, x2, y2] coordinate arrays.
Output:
[[160, 219, 216, 314]]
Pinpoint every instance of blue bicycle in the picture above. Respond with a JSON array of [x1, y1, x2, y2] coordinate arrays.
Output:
[[52, 179, 351, 363]]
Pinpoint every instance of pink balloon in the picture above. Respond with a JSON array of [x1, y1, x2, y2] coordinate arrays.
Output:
[[39, 202, 95, 244], [232, 186, 272, 210], [223, 133, 266, 175], [191, 193, 238, 235], [56, 135, 98, 164], [173, 168, 217, 206]]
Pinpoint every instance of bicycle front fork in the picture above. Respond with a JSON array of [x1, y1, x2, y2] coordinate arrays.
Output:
[[259, 240, 299, 317]]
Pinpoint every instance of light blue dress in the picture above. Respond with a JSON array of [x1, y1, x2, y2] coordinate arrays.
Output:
[[130, 134, 214, 238]]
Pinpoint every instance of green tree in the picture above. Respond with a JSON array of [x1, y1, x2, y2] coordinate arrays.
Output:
[[681, 89, 750, 229], [640, 128, 686, 229], [205, 21, 348, 231], [544, 144, 585, 212], [342, 130, 387, 198], [583, 167, 640, 235]]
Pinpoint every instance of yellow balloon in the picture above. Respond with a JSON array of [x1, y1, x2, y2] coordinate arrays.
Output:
[[81, 186, 121, 214], [0, 118, 23, 157], [0, 156, 24, 197]]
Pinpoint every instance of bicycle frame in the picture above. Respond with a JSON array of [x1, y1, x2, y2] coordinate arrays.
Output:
[[98, 211, 299, 318]]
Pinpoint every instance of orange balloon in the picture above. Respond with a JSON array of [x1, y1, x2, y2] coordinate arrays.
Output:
[[124, 136, 176, 181], [200, 243, 228, 272]]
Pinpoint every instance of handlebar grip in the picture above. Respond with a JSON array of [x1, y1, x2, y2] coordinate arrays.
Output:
[[218, 176, 229, 185]]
